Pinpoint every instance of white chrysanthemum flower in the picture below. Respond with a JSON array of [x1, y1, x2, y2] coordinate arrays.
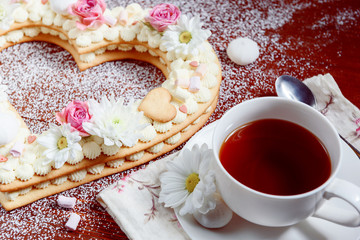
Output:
[[160, 15, 211, 56], [0, 0, 20, 30], [37, 123, 82, 169], [159, 143, 217, 216], [82, 95, 148, 148]]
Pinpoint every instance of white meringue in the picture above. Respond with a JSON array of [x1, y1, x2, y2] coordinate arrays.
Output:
[[49, 0, 77, 15], [227, 37, 260, 66], [0, 112, 20, 146], [193, 195, 233, 228]]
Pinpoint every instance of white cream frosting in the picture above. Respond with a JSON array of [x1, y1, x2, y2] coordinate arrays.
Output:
[[106, 158, 125, 168], [82, 141, 101, 160], [125, 151, 144, 161], [19, 186, 32, 195], [87, 163, 105, 175], [134, 45, 147, 52], [0, 169, 15, 184], [13, 7, 29, 23], [172, 106, 187, 124], [34, 181, 50, 189], [67, 150, 84, 165], [51, 175, 68, 185], [68, 169, 87, 182], [33, 158, 52, 176], [80, 52, 96, 63], [139, 125, 157, 142], [146, 142, 164, 154], [202, 73, 218, 89], [181, 125, 192, 133], [165, 132, 181, 145], [193, 88, 211, 103], [185, 98, 198, 115], [6, 30, 24, 43], [15, 164, 34, 181], [5, 191, 19, 201], [101, 143, 120, 156], [153, 121, 173, 133], [23, 27, 41, 37]]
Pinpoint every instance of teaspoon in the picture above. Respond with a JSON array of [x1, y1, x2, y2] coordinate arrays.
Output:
[[275, 75, 360, 158]]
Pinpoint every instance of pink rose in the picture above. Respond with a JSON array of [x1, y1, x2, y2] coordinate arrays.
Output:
[[145, 3, 181, 32], [56, 100, 92, 137], [68, 0, 107, 30]]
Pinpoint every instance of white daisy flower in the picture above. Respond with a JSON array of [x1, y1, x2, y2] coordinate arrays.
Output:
[[159, 143, 217, 216], [0, 0, 20, 30], [82, 95, 148, 148], [160, 15, 211, 57], [37, 123, 82, 169]]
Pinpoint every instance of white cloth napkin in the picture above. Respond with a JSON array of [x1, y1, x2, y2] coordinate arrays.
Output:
[[304, 73, 360, 152], [97, 152, 190, 240], [97, 73, 360, 240]]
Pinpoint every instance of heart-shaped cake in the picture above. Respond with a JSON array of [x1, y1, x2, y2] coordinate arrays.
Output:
[[0, 0, 222, 210]]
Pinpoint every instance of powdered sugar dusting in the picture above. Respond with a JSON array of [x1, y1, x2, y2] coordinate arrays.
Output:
[[1, 0, 359, 239]]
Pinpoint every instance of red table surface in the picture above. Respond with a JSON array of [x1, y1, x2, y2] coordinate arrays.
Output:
[[0, 0, 359, 239]]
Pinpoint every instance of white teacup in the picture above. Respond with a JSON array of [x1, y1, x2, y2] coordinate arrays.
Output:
[[212, 97, 360, 227]]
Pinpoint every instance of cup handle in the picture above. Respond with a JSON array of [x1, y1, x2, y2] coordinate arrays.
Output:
[[313, 178, 360, 227]]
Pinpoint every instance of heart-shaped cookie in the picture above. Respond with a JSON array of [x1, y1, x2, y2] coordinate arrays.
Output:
[[138, 88, 176, 123]]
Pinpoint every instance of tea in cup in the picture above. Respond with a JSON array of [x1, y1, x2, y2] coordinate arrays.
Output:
[[212, 97, 360, 227]]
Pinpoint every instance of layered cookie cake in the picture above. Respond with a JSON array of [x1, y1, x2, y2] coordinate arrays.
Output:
[[0, 0, 222, 210]]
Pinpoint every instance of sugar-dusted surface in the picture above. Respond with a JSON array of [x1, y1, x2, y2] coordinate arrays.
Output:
[[0, 0, 359, 239]]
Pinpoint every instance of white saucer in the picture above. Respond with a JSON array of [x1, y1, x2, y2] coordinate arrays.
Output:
[[176, 121, 360, 240]]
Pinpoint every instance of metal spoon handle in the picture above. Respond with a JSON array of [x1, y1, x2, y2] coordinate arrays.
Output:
[[339, 135, 360, 158]]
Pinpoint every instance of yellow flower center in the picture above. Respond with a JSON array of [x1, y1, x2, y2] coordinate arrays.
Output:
[[112, 118, 123, 126], [179, 31, 192, 44], [185, 173, 200, 193], [57, 136, 68, 150]]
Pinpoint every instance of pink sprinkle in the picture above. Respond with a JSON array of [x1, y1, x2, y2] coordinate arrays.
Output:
[[188, 76, 201, 92], [189, 61, 199, 67], [179, 105, 187, 114], [27, 135, 37, 144], [175, 78, 190, 88], [355, 118, 360, 125], [0, 155, 8, 163], [57, 195, 77, 209], [132, 21, 138, 25], [65, 213, 81, 231], [41, 0, 48, 4]]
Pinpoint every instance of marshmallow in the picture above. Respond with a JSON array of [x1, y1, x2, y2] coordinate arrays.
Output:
[[118, 10, 128, 26], [175, 78, 190, 88], [227, 37, 260, 66], [188, 76, 201, 93], [10, 142, 25, 157], [65, 213, 81, 231], [58, 195, 77, 209]]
